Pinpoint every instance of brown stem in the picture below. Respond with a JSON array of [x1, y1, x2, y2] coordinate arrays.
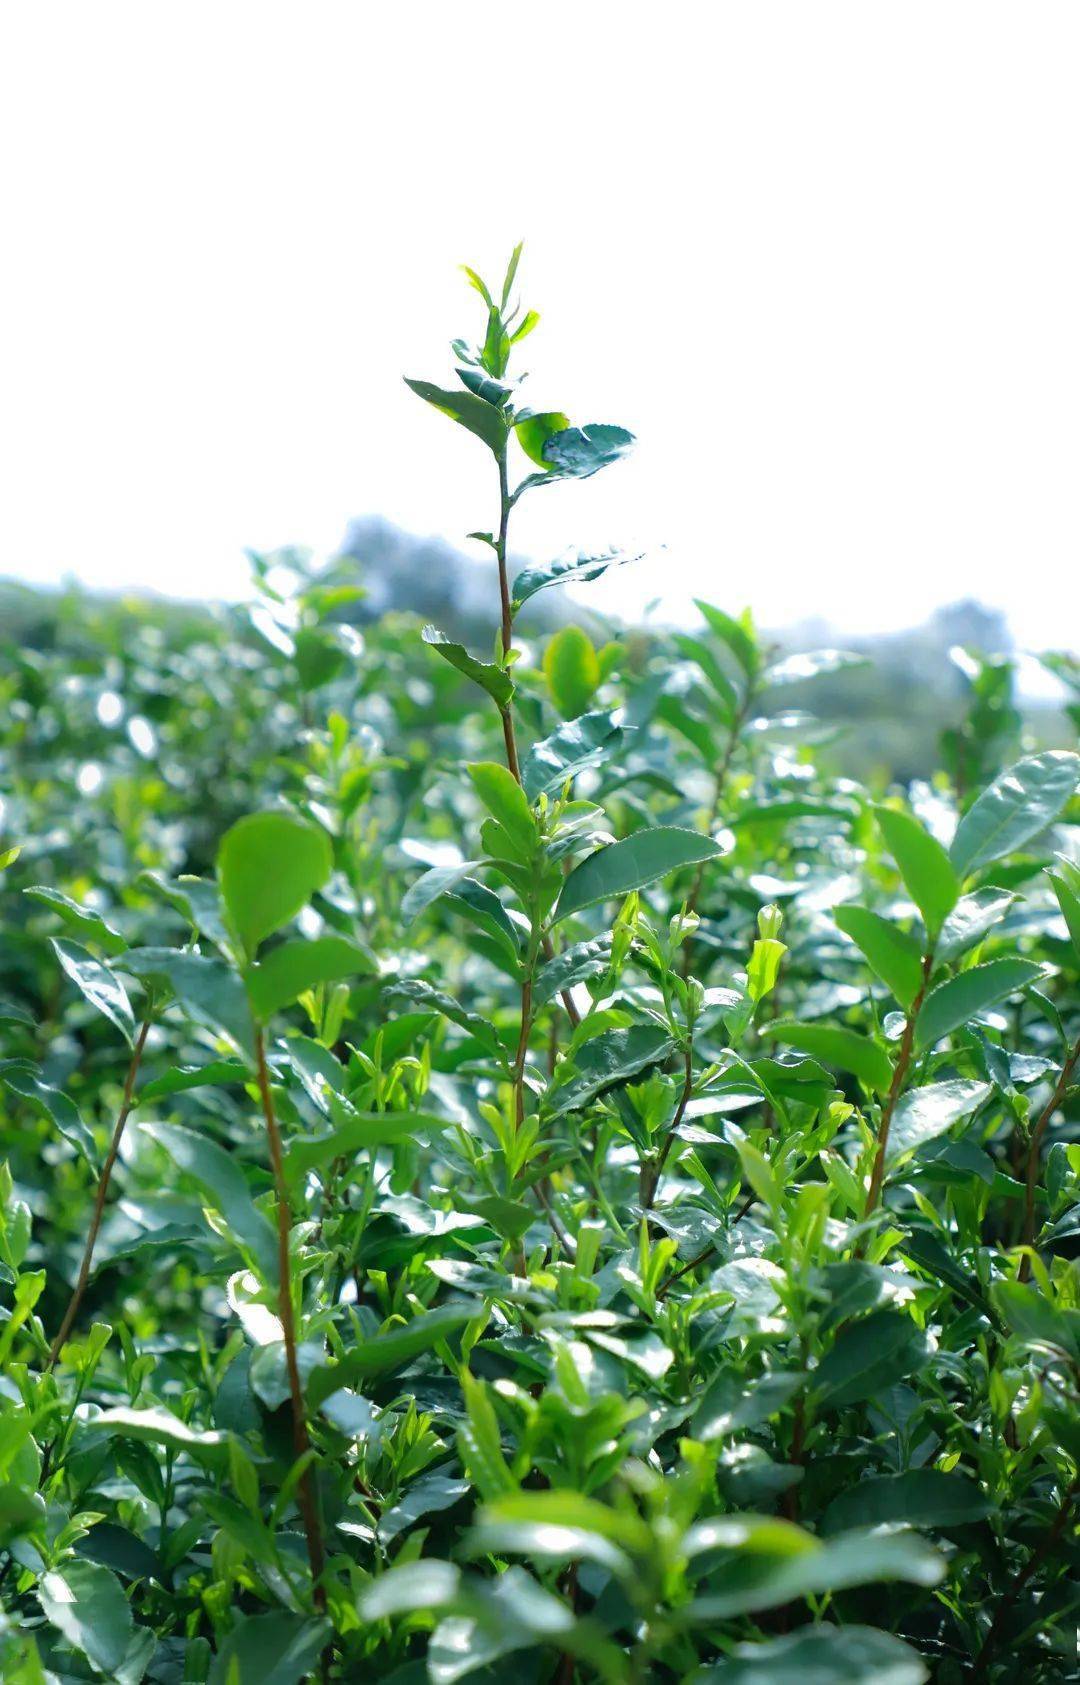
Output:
[[640, 1042, 694, 1209], [971, 1473, 1079, 1678], [1019, 1034, 1080, 1280], [46, 1017, 152, 1370], [862, 954, 934, 1222], [253, 1025, 326, 1608]]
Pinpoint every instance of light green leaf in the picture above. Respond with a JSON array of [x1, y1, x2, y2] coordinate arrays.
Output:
[[915, 958, 1045, 1050], [52, 939, 135, 1046], [24, 887, 126, 955], [514, 410, 570, 467], [950, 750, 1080, 879], [872, 806, 959, 937], [39, 1560, 133, 1677], [544, 626, 600, 719], [468, 762, 536, 852], [834, 905, 924, 1009], [761, 1022, 892, 1095], [140, 1121, 277, 1281], [693, 600, 759, 677], [422, 625, 514, 709], [218, 811, 333, 958], [886, 1079, 991, 1163], [246, 935, 376, 1021], [557, 827, 723, 920], [1048, 863, 1080, 957]]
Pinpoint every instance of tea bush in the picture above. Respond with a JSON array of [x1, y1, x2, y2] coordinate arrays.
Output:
[[1, 251, 1078, 1684]]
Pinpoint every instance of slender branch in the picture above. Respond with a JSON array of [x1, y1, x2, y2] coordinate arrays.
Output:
[[46, 1016, 152, 1370], [862, 953, 934, 1221], [253, 1025, 326, 1608], [1019, 1033, 1080, 1280], [971, 1472, 1079, 1678]]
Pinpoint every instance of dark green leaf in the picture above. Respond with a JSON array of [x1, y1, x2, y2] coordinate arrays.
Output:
[[915, 958, 1045, 1049], [950, 750, 1080, 879], [557, 828, 723, 920], [821, 1469, 992, 1535], [694, 1626, 928, 1683], [404, 377, 510, 455], [38, 1560, 133, 1677], [207, 1612, 333, 1685], [512, 549, 635, 611]]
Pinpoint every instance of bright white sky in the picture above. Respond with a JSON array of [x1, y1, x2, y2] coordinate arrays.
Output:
[[2, 3, 1078, 649]]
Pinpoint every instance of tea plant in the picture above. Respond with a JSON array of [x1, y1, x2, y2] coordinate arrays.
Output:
[[1, 251, 1079, 1684]]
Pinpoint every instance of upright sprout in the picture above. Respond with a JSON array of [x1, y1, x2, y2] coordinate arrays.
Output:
[[406, 246, 636, 1136]]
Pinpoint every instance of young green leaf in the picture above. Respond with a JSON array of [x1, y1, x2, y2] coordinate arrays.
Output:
[[834, 905, 924, 1009], [872, 805, 959, 938], [218, 811, 333, 958], [422, 625, 515, 708], [762, 1022, 892, 1095], [544, 625, 601, 719], [245, 934, 376, 1021]]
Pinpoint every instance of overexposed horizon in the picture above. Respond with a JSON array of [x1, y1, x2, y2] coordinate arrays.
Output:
[[2, 3, 1078, 652]]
